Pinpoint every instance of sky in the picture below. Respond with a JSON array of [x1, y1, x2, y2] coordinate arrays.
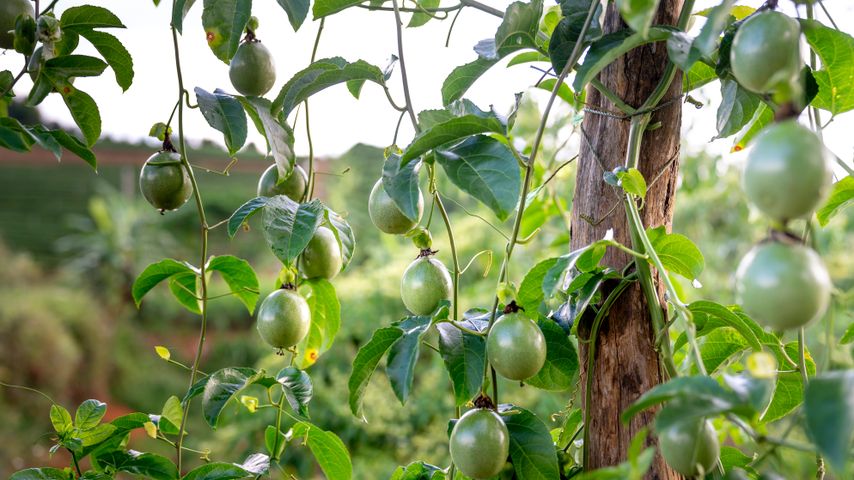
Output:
[[1, 0, 852, 166]]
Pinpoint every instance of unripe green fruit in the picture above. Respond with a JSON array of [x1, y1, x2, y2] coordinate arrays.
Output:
[[735, 242, 831, 331], [229, 41, 276, 97], [659, 420, 720, 477], [139, 151, 193, 212], [400, 256, 452, 315], [742, 121, 833, 222], [256, 289, 311, 349], [300, 226, 343, 280], [0, 0, 34, 49], [368, 179, 422, 234], [257, 164, 308, 200], [487, 312, 547, 381], [449, 409, 509, 479], [730, 12, 802, 94]]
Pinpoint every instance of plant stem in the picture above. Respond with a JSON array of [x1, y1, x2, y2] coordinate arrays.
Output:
[[69, 450, 82, 477], [171, 24, 210, 476], [390, 0, 419, 132], [434, 191, 460, 321], [271, 397, 285, 462], [305, 18, 325, 200]]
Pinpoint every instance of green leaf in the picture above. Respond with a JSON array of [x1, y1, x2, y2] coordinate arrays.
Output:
[[434, 135, 521, 221], [273, 58, 385, 117], [441, 58, 498, 106], [684, 61, 717, 92], [382, 154, 423, 222], [227, 196, 269, 237], [77, 424, 116, 446], [548, 0, 603, 74], [408, 0, 440, 28], [50, 404, 73, 433], [762, 342, 816, 424], [542, 247, 589, 298], [60, 6, 125, 31], [348, 327, 404, 419], [401, 103, 507, 164], [573, 26, 673, 91], [171, 0, 196, 33], [646, 226, 705, 281], [389, 462, 445, 480], [816, 176, 854, 227], [501, 405, 560, 480], [841, 322, 854, 345], [716, 79, 762, 139], [262, 196, 324, 266], [323, 208, 356, 270], [181, 463, 252, 480], [312, 0, 362, 19], [277, 367, 313, 416], [616, 167, 647, 198], [487, 0, 543, 58], [239, 97, 296, 179], [698, 328, 748, 374], [75, 399, 107, 430], [525, 317, 579, 391], [291, 422, 352, 480], [207, 255, 259, 314], [692, 0, 735, 56], [669, 0, 734, 72], [617, 0, 660, 38], [132, 259, 196, 307], [276, 0, 310, 31], [621, 375, 743, 423], [97, 451, 178, 480], [804, 370, 854, 474], [78, 30, 134, 91], [47, 129, 97, 169], [160, 396, 183, 435], [801, 19, 854, 115], [732, 101, 773, 152], [168, 271, 201, 314], [202, 0, 252, 63], [437, 315, 487, 406], [537, 78, 579, 108], [195, 88, 247, 156], [56, 85, 101, 147], [44, 55, 108, 79], [265, 426, 285, 458], [518, 257, 560, 313], [686, 301, 760, 350], [386, 315, 433, 404], [201, 367, 277, 428], [296, 279, 341, 368], [10, 468, 71, 480]]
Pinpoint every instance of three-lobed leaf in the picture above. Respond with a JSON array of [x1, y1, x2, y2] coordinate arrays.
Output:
[[802, 19, 854, 115], [646, 226, 705, 281]]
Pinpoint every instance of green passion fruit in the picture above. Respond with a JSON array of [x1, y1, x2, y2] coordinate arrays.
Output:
[[299, 226, 343, 280], [257, 164, 308, 200], [449, 408, 509, 479], [139, 151, 193, 213], [0, 0, 34, 50], [735, 241, 831, 331], [659, 419, 720, 477], [368, 179, 423, 234], [400, 255, 452, 315], [742, 121, 833, 222], [486, 312, 546, 381], [256, 288, 311, 350], [229, 41, 276, 97], [730, 11, 801, 94]]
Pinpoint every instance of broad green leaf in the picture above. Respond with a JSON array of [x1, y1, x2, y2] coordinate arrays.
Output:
[[313, 0, 362, 19], [265, 425, 285, 458], [44, 55, 108, 79], [716, 79, 762, 139], [273, 58, 385, 117], [436, 315, 487, 406], [389, 462, 445, 480], [762, 342, 816, 423], [171, 0, 197, 33], [408, 0, 440, 28], [348, 327, 404, 419], [277, 366, 313, 416], [78, 30, 134, 91], [207, 255, 259, 314], [382, 154, 422, 222], [401, 103, 507, 164], [804, 370, 854, 474], [291, 422, 352, 480], [434, 135, 521, 221], [50, 404, 73, 433], [0, 119, 34, 152], [77, 424, 116, 446], [227, 196, 269, 237], [60, 6, 125, 31], [802, 19, 854, 115], [698, 328, 748, 374], [160, 396, 183, 435], [55, 85, 101, 146], [684, 61, 717, 91], [686, 301, 759, 350], [692, 0, 735, 56], [537, 78, 578, 108], [718, 446, 755, 474], [239, 97, 295, 179], [441, 58, 498, 105], [482, 0, 543, 59], [647, 226, 705, 281], [75, 399, 107, 430], [724, 372, 774, 414], [616, 167, 647, 199], [323, 208, 356, 270], [47, 129, 97, 169], [542, 247, 589, 298], [262, 196, 324, 266], [10, 468, 71, 480], [816, 176, 854, 226], [202, 0, 252, 63], [296, 279, 341, 368], [181, 463, 252, 480], [507, 51, 550, 67], [276, 0, 310, 31], [617, 0, 660, 38], [842, 321, 854, 345], [621, 375, 742, 423], [132, 259, 195, 306], [501, 405, 560, 480], [518, 257, 560, 314], [97, 451, 178, 480], [525, 317, 579, 391], [669, 0, 734, 72], [732, 101, 773, 152], [195, 88, 247, 156], [386, 315, 433, 404], [201, 367, 277, 427], [548, 0, 603, 73], [573, 26, 673, 91], [168, 271, 201, 314]]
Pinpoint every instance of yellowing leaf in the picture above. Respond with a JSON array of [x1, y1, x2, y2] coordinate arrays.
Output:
[[155, 346, 171, 361]]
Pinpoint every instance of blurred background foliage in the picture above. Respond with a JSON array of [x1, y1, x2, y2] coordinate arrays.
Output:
[[0, 96, 851, 478]]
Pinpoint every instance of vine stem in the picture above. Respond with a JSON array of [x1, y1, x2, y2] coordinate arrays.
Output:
[[171, 23, 211, 476], [434, 191, 460, 321], [270, 396, 285, 462], [305, 18, 325, 201], [390, 0, 419, 132]]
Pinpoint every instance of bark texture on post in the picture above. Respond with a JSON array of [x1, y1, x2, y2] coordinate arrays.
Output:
[[570, 2, 684, 479]]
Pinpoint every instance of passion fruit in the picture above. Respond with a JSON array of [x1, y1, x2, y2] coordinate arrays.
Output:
[[368, 179, 423, 234], [400, 255, 452, 315], [257, 164, 308, 200], [256, 288, 311, 350], [300, 226, 343, 280], [139, 151, 193, 212], [730, 11, 801, 94], [229, 41, 276, 97], [449, 408, 509, 479], [486, 312, 547, 381]]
